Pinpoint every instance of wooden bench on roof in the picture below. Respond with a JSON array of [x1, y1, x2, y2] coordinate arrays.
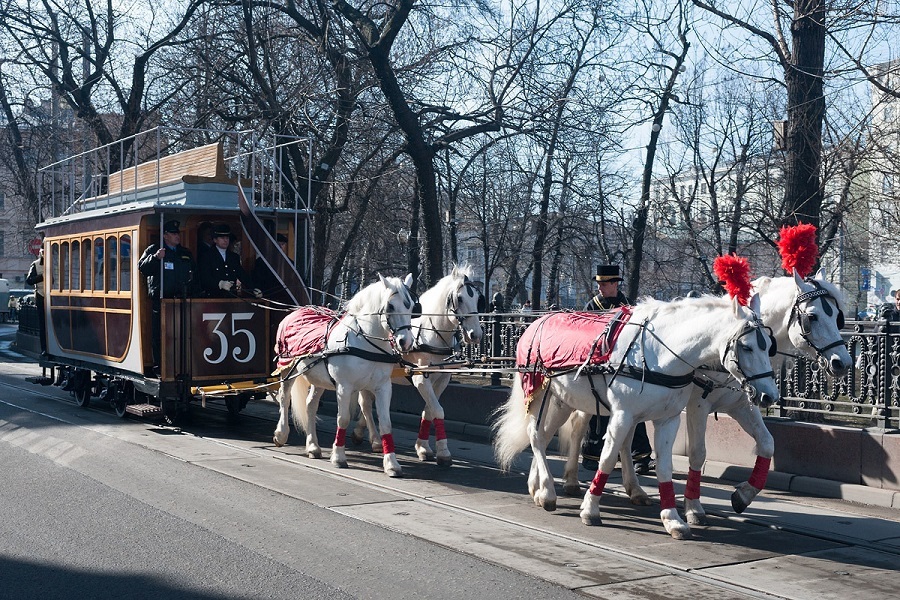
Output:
[[106, 141, 233, 195]]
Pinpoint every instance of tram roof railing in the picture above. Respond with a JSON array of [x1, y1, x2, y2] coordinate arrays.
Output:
[[38, 126, 315, 223]]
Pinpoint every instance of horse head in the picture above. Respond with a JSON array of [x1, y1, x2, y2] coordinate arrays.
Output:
[[722, 294, 780, 408], [376, 272, 416, 353], [788, 268, 852, 377], [450, 265, 485, 345]]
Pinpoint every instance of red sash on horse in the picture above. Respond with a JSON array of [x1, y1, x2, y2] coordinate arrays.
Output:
[[516, 308, 632, 400], [274, 306, 340, 369]]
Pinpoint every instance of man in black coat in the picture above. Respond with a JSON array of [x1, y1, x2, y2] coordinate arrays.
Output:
[[581, 264, 654, 475], [138, 220, 197, 373], [199, 223, 261, 298]]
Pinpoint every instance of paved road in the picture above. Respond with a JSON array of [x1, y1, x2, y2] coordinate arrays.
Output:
[[2, 327, 899, 599]]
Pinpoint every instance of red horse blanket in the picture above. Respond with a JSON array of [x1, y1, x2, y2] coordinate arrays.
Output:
[[516, 308, 633, 399], [274, 306, 340, 369]]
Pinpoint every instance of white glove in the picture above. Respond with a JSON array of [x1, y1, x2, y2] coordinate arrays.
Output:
[[252, 288, 263, 299], [218, 280, 234, 291]]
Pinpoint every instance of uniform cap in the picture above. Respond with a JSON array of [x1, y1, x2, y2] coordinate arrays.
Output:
[[163, 220, 181, 234], [212, 223, 232, 238]]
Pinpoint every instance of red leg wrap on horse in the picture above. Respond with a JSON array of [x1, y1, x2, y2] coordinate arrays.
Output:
[[335, 428, 346, 447], [747, 455, 771, 490], [418, 419, 432, 440], [434, 418, 447, 441], [684, 468, 702, 500], [382, 433, 395, 455], [659, 481, 676, 510], [588, 471, 610, 497]]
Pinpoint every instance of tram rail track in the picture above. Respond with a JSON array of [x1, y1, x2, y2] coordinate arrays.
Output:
[[4, 366, 900, 599]]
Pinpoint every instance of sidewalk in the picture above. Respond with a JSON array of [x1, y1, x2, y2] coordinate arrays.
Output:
[[308, 396, 900, 519]]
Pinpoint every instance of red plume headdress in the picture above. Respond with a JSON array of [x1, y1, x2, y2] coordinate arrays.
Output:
[[777, 223, 818, 278], [713, 254, 752, 306]]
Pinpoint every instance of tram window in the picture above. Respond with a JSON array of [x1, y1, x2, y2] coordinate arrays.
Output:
[[71, 240, 81, 291], [61, 242, 70, 290], [82, 238, 91, 290], [51, 243, 60, 291], [120, 234, 131, 291], [107, 236, 118, 291], [94, 238, 104, 291]]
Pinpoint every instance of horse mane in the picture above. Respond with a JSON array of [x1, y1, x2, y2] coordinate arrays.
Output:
[[345, 275, 404, 315], [633, 294, 732, 319], [418, 263, 474, 313], [754, 274, 847, 314]]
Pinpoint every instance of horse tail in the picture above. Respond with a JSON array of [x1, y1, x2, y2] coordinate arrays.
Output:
[[289, 376, 313, 434], [492, 373, 532, 472], [558, 410, 590, 457]]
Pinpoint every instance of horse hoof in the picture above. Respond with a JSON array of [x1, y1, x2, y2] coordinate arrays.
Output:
[[436, 456, 452, 468], [542, 500, 557, 512], [686, 512, 707, 526], [563, 484, 582, 497], [334, 460, 349, 469], [386, 469, 403, 478], [273, 437, 284, 448], [630, 494, 653, 506], [416, 451, 434, 462], [670, 528, 693, 541], [350, 432, 365, 446], [581, 514, 602, 526], [307, 449, 322, 459], [731, 490, 749, 514]]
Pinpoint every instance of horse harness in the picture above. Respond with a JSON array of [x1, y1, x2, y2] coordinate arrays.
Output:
[[280, 285, 417, 384], [410, 277, 484, 357], [545, 314, 776, 422]]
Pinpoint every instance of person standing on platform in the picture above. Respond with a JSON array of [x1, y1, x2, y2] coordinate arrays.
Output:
[[581, 264, 655, 474], [199, 223, 261, 298], [138, 220, 197, 375], [25, 247, 46, 354]]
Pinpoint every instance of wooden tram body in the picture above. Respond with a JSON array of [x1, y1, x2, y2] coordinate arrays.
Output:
[[34, 130, 311, 421]]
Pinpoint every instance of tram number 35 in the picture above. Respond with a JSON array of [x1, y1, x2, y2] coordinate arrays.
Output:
[[202, 312, 257, 364]]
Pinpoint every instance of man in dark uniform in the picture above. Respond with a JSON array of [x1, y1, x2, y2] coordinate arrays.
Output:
[[582, 264, 654, 474], [138, 219, 197, 374], [25, 247, 47, 354], [199, 223, 261, 298]]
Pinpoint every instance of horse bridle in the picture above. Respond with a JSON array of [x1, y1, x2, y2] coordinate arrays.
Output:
[[790, 281, 847, 355], [720, 318, 777, 395], [448, 277, 486, 323], [410, 278, 485, 354], [380, 285, 415, 349]]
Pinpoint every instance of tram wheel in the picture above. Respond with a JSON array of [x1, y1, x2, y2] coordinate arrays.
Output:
[[162, 397, 190, 426], [72, 370, 92, 408], [112, 382, 131, 418], [73, 385, 91, 408], [225, 393, 250, 419]]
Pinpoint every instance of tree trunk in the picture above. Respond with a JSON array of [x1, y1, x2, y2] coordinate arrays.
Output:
[[783, 0, 826, 231]]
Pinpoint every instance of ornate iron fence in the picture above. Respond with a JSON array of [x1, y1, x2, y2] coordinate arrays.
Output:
[[458, 311, 900, 431]]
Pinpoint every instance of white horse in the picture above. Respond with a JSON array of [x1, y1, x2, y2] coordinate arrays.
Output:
[[352, 265, 485, 466], [493, 294, 780, 540], [555, 269, 852, 523], [272, 274, 416, 477]]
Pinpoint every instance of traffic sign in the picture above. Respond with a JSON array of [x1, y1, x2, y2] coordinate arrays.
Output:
[[28, 238, 42, 256]]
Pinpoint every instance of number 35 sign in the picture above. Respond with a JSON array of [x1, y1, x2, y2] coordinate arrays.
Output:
[[168, 300, 270, 379]]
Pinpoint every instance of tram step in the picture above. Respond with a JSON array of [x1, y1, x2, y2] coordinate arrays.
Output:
[[125, 403, 164, 417]]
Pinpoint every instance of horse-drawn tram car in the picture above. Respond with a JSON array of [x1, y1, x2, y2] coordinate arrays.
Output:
[[30, 127, 312, 423]]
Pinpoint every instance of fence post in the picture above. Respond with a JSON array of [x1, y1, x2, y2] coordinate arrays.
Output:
[[490, 292, 504, 387]]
